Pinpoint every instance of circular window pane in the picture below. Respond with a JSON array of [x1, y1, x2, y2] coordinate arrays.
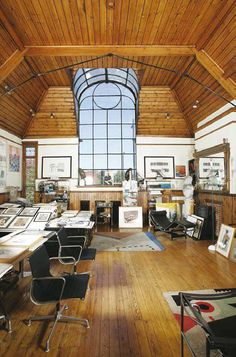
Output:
[[93, 83, 121, 109]]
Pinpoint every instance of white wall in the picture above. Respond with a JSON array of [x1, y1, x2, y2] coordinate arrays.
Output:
[[24, 137, 79, 189], [195, 111, 236, 193], [137, 136, 195, 189], [0, 128, 22, 192]]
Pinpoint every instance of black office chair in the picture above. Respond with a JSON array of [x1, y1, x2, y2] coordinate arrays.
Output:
[[26, 245, 90, 352], [179, 290, 236, 357], [57, 227, 96, 274]]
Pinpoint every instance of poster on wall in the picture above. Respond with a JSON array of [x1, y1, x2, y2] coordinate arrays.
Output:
[[0, 167, 6, 190], [0, 139, 7, 165], [9, 145, 20, 172], [0, 139, 7, 191], [144, 156, 175, 179]]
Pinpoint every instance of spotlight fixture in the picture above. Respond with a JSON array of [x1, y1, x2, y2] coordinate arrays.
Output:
[[192, 100, 199, 109], [29, 108, 35, 117], [106, 0, 115, 8], [166, 112, 170, 119], [50, 112, 55, 119]]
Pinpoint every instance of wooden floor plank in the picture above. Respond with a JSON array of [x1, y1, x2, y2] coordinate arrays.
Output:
[[1, 231, 236, 356]]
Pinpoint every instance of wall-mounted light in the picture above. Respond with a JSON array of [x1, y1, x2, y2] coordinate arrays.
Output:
[[166, 112, 170, 119], [50, 112, 55, 119], [192, 100, 199, 109]]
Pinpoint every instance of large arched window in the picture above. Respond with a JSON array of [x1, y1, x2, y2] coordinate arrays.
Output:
[[73, 68, 139, 185]]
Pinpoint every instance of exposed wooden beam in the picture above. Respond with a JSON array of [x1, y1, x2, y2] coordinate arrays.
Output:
[[170, 56, 196, 89], [171, 89, 194, 137], [0, 8, 24, 50], [25, 45, 195, 57], [0, 49, 27, 84], [223, 58, 236, 82], [195, 50, 236, 99]]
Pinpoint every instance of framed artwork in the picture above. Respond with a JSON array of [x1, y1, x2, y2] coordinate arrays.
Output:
[[19, 207, 39, 216], [199, 157, 224, 179], [34, 212, 51, 222], [144, 156, 175, 179], [4, 207, 23, 216], [175, 165, 186, 178], [9, 216, 33, 229], [216, 224, 235, 258], [8, 145, 20, 172], [186, 215, 197, 237], [229, 238, 236, 263], [42, 156, 72, 179], [191, 214, 204, 240], [119, 206, 143, 228], [0, 215, 15, 228]]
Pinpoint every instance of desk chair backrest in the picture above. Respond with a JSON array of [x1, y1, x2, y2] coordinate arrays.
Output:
[[29, 245, 51, 278]]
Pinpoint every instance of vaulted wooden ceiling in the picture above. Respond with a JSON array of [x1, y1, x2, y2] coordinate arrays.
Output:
[[0, 0, 235, 138]]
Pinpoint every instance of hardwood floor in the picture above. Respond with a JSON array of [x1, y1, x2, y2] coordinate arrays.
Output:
[[1, 229, 236, 356]]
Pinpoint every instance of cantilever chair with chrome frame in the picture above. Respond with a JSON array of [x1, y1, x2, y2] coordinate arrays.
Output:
[[26, 244, 90, 352], [56, 227, 96, 274]]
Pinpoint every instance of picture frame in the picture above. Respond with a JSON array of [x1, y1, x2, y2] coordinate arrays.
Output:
[[19, 207, 39, 216], [119, 206, 143, 228], [216, 224, 235, 258], [42, 156, 72, 179], [9, 216, 33, 229], [191, 214, 204, 240], [199, 157, 225, 179], [34, 212, 51, 222], [229, 238, 236, 263], [0, 215, 15, 228], [175, 165, 186, 178], [4, 207, 23, 216], [144, 156, 175, 179], [186, 215, 197, 237]]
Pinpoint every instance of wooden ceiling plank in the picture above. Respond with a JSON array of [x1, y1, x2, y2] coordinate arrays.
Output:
[[76, 0, 90, 44], [195, 49, 236, 99], [170, 56, 196, 89], [0, 49, 27, 84], [196, 0, 235, 50], [91, 1, 101, 44], [171, 89, 193, 136], [23, 88, 47, 137], [25, 45, 195, 57], [124, 0, 136, 45], [118, 0, 130, 44], [146, 0, 168, 44], [183, 0, 220, 44], [0, 7, 24, 50], [159, 0, 183, 44], [154, 0, 176, 45], [85, 0, 96, 44], [129, 0, 146, 44]]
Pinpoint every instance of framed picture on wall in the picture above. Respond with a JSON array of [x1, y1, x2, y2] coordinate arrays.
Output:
[[42, 156, 72, 179], [175, 165, 186, 178], [144, 156, 175, 179], [199, 157, 224, 179]]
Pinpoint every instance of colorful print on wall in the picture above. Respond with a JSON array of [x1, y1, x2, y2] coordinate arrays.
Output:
[[9, 145, 20, 172], [175, 165, 186, 178]]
